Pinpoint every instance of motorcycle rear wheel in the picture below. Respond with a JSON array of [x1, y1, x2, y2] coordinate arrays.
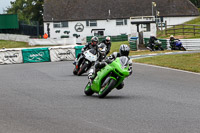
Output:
[[98, 78, 117, 98]]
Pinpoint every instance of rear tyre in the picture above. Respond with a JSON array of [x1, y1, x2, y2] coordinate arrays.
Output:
[[84, 82, 94, 96], [98, 78, 117, 98]]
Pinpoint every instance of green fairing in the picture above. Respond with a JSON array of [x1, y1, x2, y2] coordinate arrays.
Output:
[[91, 57, 130, 93]]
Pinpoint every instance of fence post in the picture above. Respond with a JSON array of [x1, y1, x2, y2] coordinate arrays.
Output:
[[194, 25, 195, 36], [173, 25, 175, 36], [165, 21, 167, 35], [37, 21, 39, 37], [183, 24, 184, 35]]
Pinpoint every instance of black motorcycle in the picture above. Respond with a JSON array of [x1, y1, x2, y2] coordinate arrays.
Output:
[[147, 40, 164, 51]]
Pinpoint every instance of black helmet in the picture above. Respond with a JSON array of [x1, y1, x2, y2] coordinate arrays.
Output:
[[119, 44, 130, 56], [91, 36, 99, 45]]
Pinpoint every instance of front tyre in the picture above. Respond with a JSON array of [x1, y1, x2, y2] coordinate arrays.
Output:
[[180, 47, 186, 51], [159, 46, 164, 51], [73, 68, 78, 75], [77, 63, 89, 76], [98, 78, 117, 98], [84, 82, 94, 96]]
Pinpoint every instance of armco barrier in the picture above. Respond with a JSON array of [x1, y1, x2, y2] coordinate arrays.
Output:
[[0, 34, 30, 42], [49, 46, 76, 62], [0, 48, 23, 64], [0, 45, 84, 65], [167, 39, 200, 50]]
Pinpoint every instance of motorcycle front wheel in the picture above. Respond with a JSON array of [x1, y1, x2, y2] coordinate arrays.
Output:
[[73, 68, 78, 75], [77, 63, 90, 76], [98, 78, 117, 98], [84, 82, 94, 96], [180, 47, 186, 51]]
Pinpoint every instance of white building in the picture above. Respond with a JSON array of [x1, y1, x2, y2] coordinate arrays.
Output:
[[43, 0, 199, 43]]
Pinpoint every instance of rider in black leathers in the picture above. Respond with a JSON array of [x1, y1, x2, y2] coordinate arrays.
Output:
[[101, 36, 111, 55], [74, 36, 99, 66], [147, 34, 158, 51]]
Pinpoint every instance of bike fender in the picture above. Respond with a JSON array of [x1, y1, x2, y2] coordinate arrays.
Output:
[[110, 77, 117, 81]]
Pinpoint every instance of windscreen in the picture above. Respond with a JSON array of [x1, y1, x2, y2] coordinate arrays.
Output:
[[89, 49, 97, 55], [119, 56, 129, 68]]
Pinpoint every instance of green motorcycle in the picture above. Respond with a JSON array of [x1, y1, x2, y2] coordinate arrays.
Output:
[[84, 56, 130, 98]]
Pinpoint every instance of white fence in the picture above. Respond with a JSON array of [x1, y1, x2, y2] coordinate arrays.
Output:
[[167, 39, 200, 50]]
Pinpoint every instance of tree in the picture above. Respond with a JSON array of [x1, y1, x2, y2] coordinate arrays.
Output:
[[190, 0, 200, 8], [6, 0, 44, 25]]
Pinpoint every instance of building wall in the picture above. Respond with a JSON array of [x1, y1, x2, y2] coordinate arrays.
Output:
[[44, 16, 197, 43], [163, 16, 197, 25], [44, 19, 157, 43]]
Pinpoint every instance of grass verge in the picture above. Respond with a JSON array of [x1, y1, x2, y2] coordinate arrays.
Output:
[[0, 40, 29, 49], [133, 53, 200, 73]]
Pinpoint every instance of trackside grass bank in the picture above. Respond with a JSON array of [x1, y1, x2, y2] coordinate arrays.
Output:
[[0, 40, 28, 48], [133, 53, 200, 73]]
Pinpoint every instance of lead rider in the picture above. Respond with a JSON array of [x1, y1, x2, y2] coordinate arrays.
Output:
[[88, 44, 132, 90]]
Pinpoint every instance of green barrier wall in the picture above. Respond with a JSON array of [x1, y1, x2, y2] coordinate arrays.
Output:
[[143, 38, 167, 49], [86, 35, 128, 43], [74, 45, 85, 58], [22, 48, 50, 63], [129, 40, 137, 51]]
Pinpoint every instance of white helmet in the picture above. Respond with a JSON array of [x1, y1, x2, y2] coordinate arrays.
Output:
[[150, 34, 154, 37], [106, 36, 111, 41]]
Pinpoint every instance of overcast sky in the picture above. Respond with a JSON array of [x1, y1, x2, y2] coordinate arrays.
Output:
[[0, 0, 15, 14]]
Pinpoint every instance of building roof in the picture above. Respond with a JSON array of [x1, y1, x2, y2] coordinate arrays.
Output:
[[43, 0, 199, 22]]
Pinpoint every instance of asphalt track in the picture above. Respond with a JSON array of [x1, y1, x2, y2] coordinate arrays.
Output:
[[0, 61, 200, 133]]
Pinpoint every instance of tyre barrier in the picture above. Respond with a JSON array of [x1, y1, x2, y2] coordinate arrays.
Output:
[[0, 45, 84, 65]]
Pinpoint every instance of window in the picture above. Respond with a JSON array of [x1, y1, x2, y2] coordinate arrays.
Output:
[[61, 22, 68, 27], [94, 31, 104, 36], [141, 24, 150, 32], [86, 20, 97, 27], [116, 19, 127, 26], [53, 22, 68, 28], [53, 23, 61, 28]]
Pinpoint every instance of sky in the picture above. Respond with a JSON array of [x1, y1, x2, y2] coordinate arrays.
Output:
[[0, 0, 15, 14]]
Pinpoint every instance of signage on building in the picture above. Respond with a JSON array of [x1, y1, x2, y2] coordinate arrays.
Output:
[[75, 23, 84, 32]]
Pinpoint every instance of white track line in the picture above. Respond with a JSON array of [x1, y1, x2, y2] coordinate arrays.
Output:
[[133, 62, 200, 76]]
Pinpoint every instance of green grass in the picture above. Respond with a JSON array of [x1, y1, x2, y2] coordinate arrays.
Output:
[[0, 40, 56, 49], [134, 53, 200, 73], [0, 40, 29, 49], [111, 41, 130, 53], [157, 17, 200, 39]]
